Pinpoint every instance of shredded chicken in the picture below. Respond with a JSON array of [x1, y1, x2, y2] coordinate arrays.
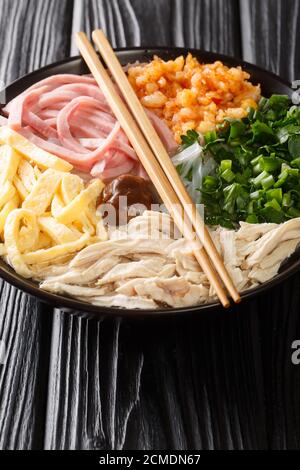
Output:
[[39, 211, 300, 309]]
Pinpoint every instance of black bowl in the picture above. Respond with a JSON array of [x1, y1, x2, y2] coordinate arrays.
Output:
[[0, 47, 298, 318]]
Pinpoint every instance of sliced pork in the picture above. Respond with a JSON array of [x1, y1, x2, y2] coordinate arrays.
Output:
[[3, 74, 177, 180]]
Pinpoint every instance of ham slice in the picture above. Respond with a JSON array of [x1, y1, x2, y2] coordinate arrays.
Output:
[[146, 109, 178, 153], [3, 73, 177, 180]]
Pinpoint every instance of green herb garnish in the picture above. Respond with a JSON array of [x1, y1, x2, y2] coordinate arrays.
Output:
[[176, 94, 300, 227], [180, 129, 199, 148]]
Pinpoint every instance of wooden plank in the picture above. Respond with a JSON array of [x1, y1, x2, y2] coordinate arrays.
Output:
[[240, 0, 300, 81], [0, 0, 73, 450], [0, 285, 53, 449], [259, 274, 300, 450], [71, 0, 241, 55]]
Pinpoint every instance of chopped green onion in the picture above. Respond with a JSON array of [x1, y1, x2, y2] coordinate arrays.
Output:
[[250, 190, 264, 200], [176, 93, 300, 227], [264, 198, 281, 212], [266, 188, 282, 204], [261, 175, 275, 190], [259, 156, 281, 172], [202, 175, 219, 192], [246, 214, 259, 224], [282, 192, 293, 208], [252, 171, 269, 188], [204, 130, 217, 144], [220, 160, 232, 172], [287, 207, 300, 218], [251, 155, 261, 166], [221, 168, 235, 183], [291, 157, 300, 169], [274, 169, 289, 187]]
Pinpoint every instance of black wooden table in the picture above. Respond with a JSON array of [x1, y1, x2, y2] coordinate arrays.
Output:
[[0, 0, 300, 450]]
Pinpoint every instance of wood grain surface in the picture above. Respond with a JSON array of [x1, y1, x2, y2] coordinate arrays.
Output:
[[241, 0, 300, 81], [0, 0, 300, 450]]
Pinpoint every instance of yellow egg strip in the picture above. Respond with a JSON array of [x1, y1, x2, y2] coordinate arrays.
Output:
[[61, 173, 84, 203], [56, 179, 104, 225], [22, 233, 90, 264], [22, 169, 64, 215], [78, 212, 96, 235], [60, 174, 101, 234], [0, 181, 16, 210], [86, 202, 100, 226], [0, 145, 21, 185], [36, 232, 52, 250], [38, 216, 80, 244], [0, 195, 20, 234], [51, 193, 65, 218], [0, 126, 73, 172], [0, 129, 106, 278], [4, 208, 38, 278], [13, 175, 29, 201], [33, 165, 42, 179], [18, 159, 37, 192]]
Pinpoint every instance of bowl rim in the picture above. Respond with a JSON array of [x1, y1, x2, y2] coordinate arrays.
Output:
[[0, 46, 298, 318], [4, 46, 292, 91]]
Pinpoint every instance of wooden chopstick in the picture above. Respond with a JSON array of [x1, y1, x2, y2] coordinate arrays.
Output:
[[75, 32, 230, 307], [92, 29, 241, 305]]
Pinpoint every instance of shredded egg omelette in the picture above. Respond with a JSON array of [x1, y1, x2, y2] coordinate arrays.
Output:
[[0, 126, 106, 278]]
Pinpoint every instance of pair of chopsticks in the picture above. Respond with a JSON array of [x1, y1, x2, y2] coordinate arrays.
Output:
[[76, 30, 241, 307]]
